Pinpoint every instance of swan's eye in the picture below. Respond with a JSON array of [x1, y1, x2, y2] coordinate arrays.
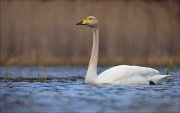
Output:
[[89, 18, 92, 20]]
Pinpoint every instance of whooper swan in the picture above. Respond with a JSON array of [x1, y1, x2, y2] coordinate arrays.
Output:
[[76, 16, 170, 85]]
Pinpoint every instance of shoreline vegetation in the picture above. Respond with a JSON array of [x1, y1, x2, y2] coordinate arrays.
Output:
[[0, 56, 178, 66], [1, 0, 180, 66]]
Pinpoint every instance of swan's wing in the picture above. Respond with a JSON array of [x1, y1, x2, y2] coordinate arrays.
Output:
[[96, 65, 163, 84]]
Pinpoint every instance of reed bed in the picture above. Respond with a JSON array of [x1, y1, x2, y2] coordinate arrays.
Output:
[[1, 0, 180, 66]]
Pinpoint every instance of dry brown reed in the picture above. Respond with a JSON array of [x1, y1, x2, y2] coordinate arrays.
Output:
[[1, 0, 180, 66]]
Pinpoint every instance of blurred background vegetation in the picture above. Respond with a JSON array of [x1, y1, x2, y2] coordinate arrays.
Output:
[[0, 0, 180, 66]]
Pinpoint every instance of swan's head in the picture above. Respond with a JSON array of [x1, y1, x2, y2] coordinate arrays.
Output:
[[76, 16, 98, 28]]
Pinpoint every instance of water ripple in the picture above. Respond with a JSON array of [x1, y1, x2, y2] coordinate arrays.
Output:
[[0, 66, 179, 113]]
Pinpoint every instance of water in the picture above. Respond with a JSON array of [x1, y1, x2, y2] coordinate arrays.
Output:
[[0, 66, 180, 113]]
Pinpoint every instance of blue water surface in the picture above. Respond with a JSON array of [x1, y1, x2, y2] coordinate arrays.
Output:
[[0, 66, 180, 113]]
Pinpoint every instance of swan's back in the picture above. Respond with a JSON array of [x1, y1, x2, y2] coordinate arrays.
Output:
[[96, 65, 169, 85]]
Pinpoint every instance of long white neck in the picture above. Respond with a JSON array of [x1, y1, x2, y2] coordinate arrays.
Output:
[[85, 27, 99, 83]]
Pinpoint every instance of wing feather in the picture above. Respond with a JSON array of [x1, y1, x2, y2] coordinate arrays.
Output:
[[96, 65, 160, 84]]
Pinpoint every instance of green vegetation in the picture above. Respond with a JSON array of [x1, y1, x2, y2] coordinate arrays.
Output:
[[165, 58, 174, 75], [37, 66, 48, 82], [1, 67, 9, 82]]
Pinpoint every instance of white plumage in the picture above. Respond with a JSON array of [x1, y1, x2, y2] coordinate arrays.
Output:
[[96, 65, 170, 85], [76, 16, 170, 85]]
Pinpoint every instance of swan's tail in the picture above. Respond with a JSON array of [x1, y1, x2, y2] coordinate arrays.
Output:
[[147, 75, 171, 84]]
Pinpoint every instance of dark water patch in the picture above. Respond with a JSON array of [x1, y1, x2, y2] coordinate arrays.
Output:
[[0, 76, 84, 83]]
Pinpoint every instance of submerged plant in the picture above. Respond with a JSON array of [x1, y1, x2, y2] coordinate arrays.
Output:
[[36, 65, 48, 82], [37, 65, 41, 82], [2, 67, 9, 82], [165, 58, 174, 75], [42, 66, 48, 82]]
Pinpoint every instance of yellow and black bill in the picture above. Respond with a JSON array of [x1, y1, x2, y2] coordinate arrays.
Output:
[[76, 19, 89, 25], [76, 21, 83, 25]]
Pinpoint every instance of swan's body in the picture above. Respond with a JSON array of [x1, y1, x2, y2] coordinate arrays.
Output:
[[76, 16, 170, 85]]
